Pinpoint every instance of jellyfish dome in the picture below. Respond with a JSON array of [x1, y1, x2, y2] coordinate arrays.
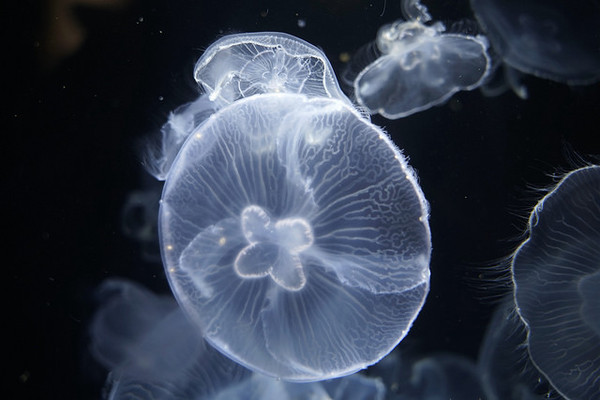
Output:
[[470, 0, 600, 85], [194, 32, 350, 107], [158, 85, 431, 381], [353, 15, 490, 119], [511, 165, 600, 400]]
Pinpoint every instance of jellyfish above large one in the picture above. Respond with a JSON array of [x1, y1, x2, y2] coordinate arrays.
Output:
[[470, 0, 600, 86], [156, 32, 431, 382], [352, 0, 490, 119], [511, 165, 600, 400], [194, 32, 351, 107]]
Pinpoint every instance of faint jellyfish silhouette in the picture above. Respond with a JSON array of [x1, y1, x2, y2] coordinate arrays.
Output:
[[159, 89, 431, 381], [361, 348, 487, 400], [89, 279, 387, 399], [120, 176, 164, 263], [89, 278, 251, 399], [194, 32, 350, 108], [511, 165, 600, 400], [470, 0, 600, 98], [145, 93, 217, 181], [351, 0, 490, 119], [409, 354, 486, 400], [321, 373, 386, 400], [211, 371, 385, 400], [478, 298, 552, 400]]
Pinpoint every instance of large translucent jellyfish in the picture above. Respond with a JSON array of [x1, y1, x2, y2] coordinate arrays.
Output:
[[470, 0, 600, 89], [511, 165, 600, 400], [352, 0, 490, 119], [194, 32, 350, 108], [159, 89, 431, 381], [89, 279, 387, 400]]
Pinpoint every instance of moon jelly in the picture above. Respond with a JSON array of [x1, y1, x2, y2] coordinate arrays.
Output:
[[352, 0, 490, 119], [194, 32, 350, 108], [511, 165, 600, 400], [159, 89, 431, 381], [470, 0, 600, 86]]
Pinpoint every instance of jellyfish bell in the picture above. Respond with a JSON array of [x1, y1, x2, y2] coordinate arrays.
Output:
[[353, 17, 490, 119], [470, 0, 600, 87], [159, 91, 431, 382], [511, 165, 600, 400], [193, 32, 351, 108], [349, 0, 491, 120]]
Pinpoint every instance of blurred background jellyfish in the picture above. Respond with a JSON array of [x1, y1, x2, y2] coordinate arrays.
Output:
[[350, 0, 491, 119], [89, 278, 386, 400], [408, 354, 486, 400], [478, 298, 552, 400], [355, 347, 486, 400], [89, 278, 251, 399], [470, 0, 600, 98], [145, 94, 217, 181], [157, 32, 431, 382], [511, 165, 600, 400]]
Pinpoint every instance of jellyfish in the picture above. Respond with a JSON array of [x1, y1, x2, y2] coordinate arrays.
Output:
[[193, 32, 351, 108], [356, 348, 487, 400], [159, 87, 431, 381], [470, 0, 600, 97], [321, 373, 386, 400], [351, 0, 491, 119], [89, 278, 251, 399], [408, 354, 486, 400], [145, 94, 217, 181], [211, 371, 385, 400], [478, 298, 551, 400], [511, 165, 600, 400], [89, 279, 387, 399]]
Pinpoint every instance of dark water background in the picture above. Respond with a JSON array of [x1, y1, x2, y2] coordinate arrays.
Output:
[[6, 0, 600, 398]]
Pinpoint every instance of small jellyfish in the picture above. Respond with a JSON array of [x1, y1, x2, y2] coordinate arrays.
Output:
[[470, 0, 600, 89], [120, 177, 164, 263], [511, 165, 600, 400], [193, 32, 350, 108], [145, 93, 217, 181], [352, 0, 490, 119], [159, 87, 431, 381]]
